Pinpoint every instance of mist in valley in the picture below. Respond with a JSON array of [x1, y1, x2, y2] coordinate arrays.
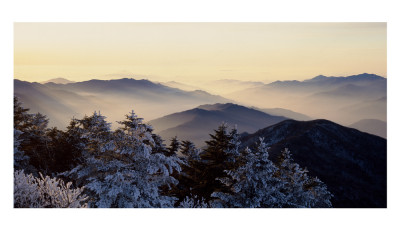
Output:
[[14, 72, 387, 145]]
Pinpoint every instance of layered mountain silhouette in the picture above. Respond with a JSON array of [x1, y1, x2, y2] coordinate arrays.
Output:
[[228, 73, 387, 127], [240, 119, 387, 208], [148, 103, 288, 147], [14, 74, 387, 208], [14, 78, 231, 129]]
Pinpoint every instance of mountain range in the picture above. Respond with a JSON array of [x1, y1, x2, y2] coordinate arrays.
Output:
[[14, 78, 230, 129], [15, 73, 387, 139], [227, 73, 387, 126], [240, 119, 387, 208]]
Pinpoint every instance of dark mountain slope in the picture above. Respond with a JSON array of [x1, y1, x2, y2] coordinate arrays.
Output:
[[240, 119, 387, 208]]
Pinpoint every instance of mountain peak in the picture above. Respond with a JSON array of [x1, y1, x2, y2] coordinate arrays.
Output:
[[42, 78, 75, 84], [311, 75, 328, 80]]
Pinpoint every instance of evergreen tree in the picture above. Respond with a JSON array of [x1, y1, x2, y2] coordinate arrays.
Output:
[[67, 110, 181, 207], [198, 123, 242, 201], [151, 134, 167, 154], [211, 138, 285, 208], [14, 129, 30, 171], [212, 139, 333, 208], [166, 136, 180, 157], [180, 140, 200, 161], [14, 97, 55, 175], [276, 148, 333, 208], [168, 140, 202, 204], [65, 111, 114, 194], [45, 127, 82, 174], [14, 96, 32, 132]]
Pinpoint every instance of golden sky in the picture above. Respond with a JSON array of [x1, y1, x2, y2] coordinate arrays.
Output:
[[14, 22, 386, 84]]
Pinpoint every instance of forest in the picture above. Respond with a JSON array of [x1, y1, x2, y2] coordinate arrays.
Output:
[[14, 96, 333, 208]]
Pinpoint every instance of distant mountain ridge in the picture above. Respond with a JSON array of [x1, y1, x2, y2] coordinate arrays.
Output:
[[264, 73, 386, 92], [227, 73, 387, 126], [240, 119, 387, 208], [14, 78, 231, 129], [149, 103, 288, 146]]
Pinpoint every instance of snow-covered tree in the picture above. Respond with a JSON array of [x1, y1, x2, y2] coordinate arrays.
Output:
[[79, 111, 113, 158], [276, 148, 333, 208], [225, 126, 241, 164], [212, 138, 333, 208], [67, 110, 182, 208], [178, 196, 209, 208], [14, 170, 88, 208], [14, 170, 41, 208], [14, 96, 54, 175], [211, 138, 285, 208], [14, 129, 29, 170]]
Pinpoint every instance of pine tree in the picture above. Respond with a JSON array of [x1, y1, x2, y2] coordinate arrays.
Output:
[[168, 140, 202, 204], [198, 123, 242, 201], [14, 96, 32, 132], [166, 136, 180, 157]]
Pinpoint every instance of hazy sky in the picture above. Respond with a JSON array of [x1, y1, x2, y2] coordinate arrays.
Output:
[[14, 22, 386, 84]]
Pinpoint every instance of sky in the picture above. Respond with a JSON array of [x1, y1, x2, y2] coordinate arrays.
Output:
[[14, 22, 386, 84]]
